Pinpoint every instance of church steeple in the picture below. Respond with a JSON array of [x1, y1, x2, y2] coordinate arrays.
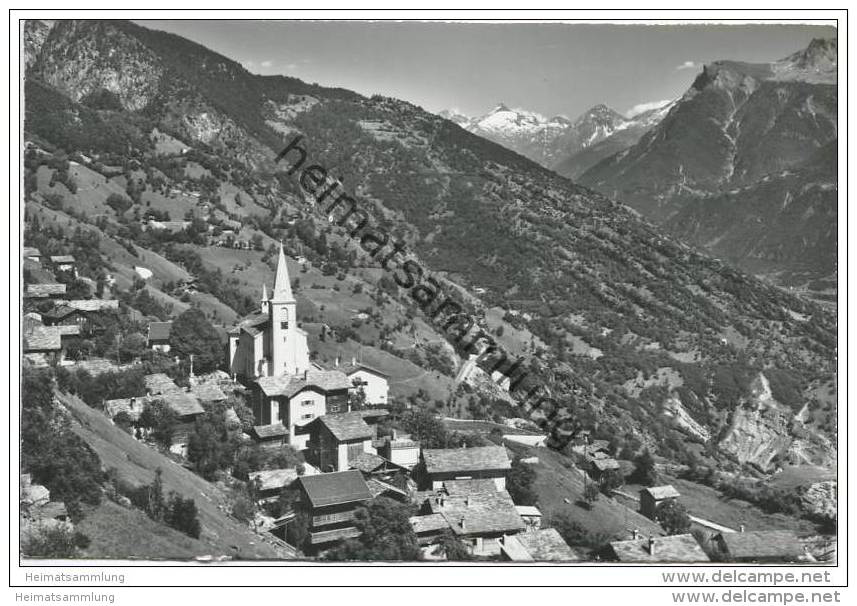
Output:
[[271, 244, 294, 303]]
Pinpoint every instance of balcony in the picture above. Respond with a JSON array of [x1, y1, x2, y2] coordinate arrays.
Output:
[[309, 526, 361, 545]]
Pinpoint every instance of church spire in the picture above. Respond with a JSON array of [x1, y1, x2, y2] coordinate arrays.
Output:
[[260, 282, 269, 314], [271, 243, 294, 302]]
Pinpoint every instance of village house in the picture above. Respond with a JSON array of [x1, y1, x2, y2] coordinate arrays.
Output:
[[297, 470, 373, 550], [411, 479, 526, 557], [421, 445, 512, 490], [335, 358, 390, 406], [147, 322, 172, 352], [374, 430, 421, 469], [104, 396, 145, 423], [249, 468, 300, 503], [42, 300, 120, 328], [23, 326, 64, 365], [189, 380, 227, 404], [24, 283, 66, 300], [348, 451, 412, 499], [500, 528, 580, 562], [41, 305, 88, 327], [49, 255, 76, 275], [714, 530, 805, 563], [608, 533, 710, 563], [254, 370, 351, 450], [250, 423, 290, 450], [639, 485, 681, 519], [143, 373, 206, 455], [302, 410, 391, 472], [23, 247, 42, 264]]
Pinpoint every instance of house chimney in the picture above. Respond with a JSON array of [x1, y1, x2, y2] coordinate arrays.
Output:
[[648, 537, 656, 556], [465, 496, 471, 508], [304, 369, 309, 380], [460, 517, 466, 532], [352, 356, 357, 366], [129, 397, 136, 411], [632, 528, 639, 540], [739, 524, 745, 533]]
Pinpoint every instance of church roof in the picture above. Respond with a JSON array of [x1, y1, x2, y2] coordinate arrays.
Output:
[[271, 244, 294, 303], [256, 370, 351, 398], [228, 311, 269, 336]]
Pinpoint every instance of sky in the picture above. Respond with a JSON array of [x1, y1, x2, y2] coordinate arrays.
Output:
[[137, 20, 836, 120]]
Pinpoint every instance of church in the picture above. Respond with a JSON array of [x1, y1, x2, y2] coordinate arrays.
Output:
[[228, 245, 352, 450]]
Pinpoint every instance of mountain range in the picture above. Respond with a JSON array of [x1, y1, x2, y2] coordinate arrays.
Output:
[[23, 20, 837, 486], [579, 38, 838, 295], [441, 100, 674, 178]]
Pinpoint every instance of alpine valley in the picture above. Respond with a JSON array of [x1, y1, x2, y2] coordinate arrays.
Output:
[[22, 20, 837, 559]]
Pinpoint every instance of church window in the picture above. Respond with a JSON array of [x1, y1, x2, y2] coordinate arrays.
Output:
[[280, 307, 289, 329]]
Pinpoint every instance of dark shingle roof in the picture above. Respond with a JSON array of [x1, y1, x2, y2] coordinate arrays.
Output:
[[409, 513, 449, 534], [159, 391, 205, 417], [252, 424, 289, 439], [23, 327, 61, 351], [144, 373, 179, 395], [610, 534, 710, 563], [719, 531, 804, 560], [248, 469, 299, 492], [41, 306, 79, 321], [67, 299, 119, 312], [24, 283, 66, 298], [190, 382, 227, 402], [340, 362, 389, 378], [147, 321, 172, 342], [443, 479, 498, 495], [257, 370, 350, 398], [299, 470, 372, 508], [591, 458, 620, 471], [511, 528, 581, 561], [318, 412, 374, 442], [228, 311, 269, 336], [641, 485, 681, 500], [423, 445, 511, 475], [348, 452, 387, 473]]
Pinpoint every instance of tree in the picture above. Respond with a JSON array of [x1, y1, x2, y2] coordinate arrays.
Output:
[[348, 383, 367, 411], [655, 499, 692, 536], [402, 410, 451, 449], [138, 400, 179, 449], [187, 405, 241, 480], [437, 530, 472, 560], [631, 449, 658, 486], [118, 333, 147, 363], [21, 523, 90, 558], [323, 497, 420, 561], [165, 492, 201, 538], [583, 481, 600, 508], [169, 307, 224, 373], [506, 458, 537, 506]]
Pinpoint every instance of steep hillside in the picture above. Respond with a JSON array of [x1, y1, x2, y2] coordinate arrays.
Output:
[[58, 391, 294, 559], [580, 39, 838, 290], [24, 20, 837, 478]]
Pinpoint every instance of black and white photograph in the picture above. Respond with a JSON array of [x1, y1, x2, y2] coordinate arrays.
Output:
[[7, 7, 849, 601]]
